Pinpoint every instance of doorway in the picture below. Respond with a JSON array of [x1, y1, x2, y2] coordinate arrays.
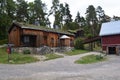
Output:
[[108, 47, 116, 54], [21, 35, 37, 47]]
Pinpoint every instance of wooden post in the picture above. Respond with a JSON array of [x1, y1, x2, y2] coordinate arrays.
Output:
[[7, 45, 11, 62]]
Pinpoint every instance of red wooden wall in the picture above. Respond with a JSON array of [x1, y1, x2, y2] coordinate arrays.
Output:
[[102, 34, 120, 50]]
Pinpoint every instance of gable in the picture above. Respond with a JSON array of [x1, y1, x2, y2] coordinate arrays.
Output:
[[99, 20, 120, 36], [8, 23, 21, 33]]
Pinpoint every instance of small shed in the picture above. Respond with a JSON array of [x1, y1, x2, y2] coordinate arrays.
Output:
[[99, 20, 120, 55], [60, 35, 71, 47]]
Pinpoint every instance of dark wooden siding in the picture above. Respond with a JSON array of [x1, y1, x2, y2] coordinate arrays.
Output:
[[47, 32, 59, 47], [9, 26, 75, 47], [22, 29, 44, 47], [8, 26, 20, 47]]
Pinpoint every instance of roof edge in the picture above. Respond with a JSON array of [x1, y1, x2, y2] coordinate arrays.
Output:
[[8, 22, 74, 36]]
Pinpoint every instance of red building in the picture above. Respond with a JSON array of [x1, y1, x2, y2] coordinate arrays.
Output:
[[100, 21, 120, 55]]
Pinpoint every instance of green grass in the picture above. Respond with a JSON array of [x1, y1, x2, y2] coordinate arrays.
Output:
[[64, 49, 89, 56], [45, 53, 63, 61], [75, 54, 106, 64], [0, 48, 39, 64]]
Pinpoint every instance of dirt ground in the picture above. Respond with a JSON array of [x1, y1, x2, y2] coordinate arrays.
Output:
[[0, 52, 120, 80]]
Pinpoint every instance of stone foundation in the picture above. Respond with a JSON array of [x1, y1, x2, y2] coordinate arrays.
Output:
[[13, 46, 74, 55], [13, 47, 37, 54]]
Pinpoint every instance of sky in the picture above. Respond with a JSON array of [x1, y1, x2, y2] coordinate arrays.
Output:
[[26, 0, 120, 25]]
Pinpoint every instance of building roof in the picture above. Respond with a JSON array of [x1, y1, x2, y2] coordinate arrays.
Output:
[[9, 22, 74, 36], [60, 35, 70, 39], [99, 20, 120, 36]]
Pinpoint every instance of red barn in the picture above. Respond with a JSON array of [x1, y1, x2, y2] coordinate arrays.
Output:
[[100, 21, 120, 55]]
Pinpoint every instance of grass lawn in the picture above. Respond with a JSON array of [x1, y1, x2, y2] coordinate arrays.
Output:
[[75, 54, 106, 64], [64, 49, 89, 56], [0, 48, 39, 64], [45, 53, 63, 61]]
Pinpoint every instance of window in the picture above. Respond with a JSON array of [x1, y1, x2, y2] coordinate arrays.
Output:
[[24, 36, 29, 43]]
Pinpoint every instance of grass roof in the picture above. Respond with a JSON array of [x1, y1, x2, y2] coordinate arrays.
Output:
[[14, 22, 74, 36]]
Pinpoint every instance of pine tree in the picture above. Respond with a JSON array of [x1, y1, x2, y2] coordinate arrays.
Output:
[[49, 0, 61, 29], [86, 5, 98, 37], [34, 0, 47, 26], [96, 6, 105, 23], [64, 3, 72, 24], [59, 3, 65, 28], [6, 0, 16, 20], [16, 0, 29, 22], [0, 0, 14, 39], [63, 3, 72, 30], [28, 2, 35, 24], [75, 12, 81, 23]]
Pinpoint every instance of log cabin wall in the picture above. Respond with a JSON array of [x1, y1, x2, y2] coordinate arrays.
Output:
[[22, 29, 44, 47], [65, 39, 70, 47], [8, 23, 75, 47], [47, 32, 59, 47], [8, 26, 20, 47], [60, 35, 74, 47], [22, 29, 75, 47], [69, 36, 74, 47], [22, 29, 60, 47], [43, 31, 48, 46]]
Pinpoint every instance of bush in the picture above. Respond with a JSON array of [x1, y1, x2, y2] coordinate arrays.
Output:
[[0, 39, 8, 45], [23, 49, 31, 54], [74, 38, 84, 49], [75, 54, 106, 64], [96, 54, 104, 60]]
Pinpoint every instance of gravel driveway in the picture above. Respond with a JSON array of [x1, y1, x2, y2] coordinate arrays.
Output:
[[0, 52, 120, 80]]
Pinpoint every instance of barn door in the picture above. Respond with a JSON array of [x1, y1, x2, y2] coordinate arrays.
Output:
[[108, 47, 116, 54]]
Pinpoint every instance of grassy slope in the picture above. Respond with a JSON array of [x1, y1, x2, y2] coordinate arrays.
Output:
[[0, 48, 39, 64], [64, 49, 89, 56], [45, 53, 63, 61], [75, 54, 106, 64]]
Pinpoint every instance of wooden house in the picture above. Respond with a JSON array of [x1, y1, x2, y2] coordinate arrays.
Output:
[[99, 20, 120, 55], [75, 29, 84, 38], [8, 22, 74, 47]]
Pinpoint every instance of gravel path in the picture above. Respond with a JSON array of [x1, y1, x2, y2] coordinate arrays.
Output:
[[0, 52, 120, 80]]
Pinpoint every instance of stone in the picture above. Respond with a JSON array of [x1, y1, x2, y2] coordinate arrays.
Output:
[[37, 46, 52, 55]]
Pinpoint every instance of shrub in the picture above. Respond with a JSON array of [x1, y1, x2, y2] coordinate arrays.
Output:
[[74, 38, 84, 49], [0, 39, 8, 45], [96, 54, 103, 60], [75, 54, 106, 64], [23, 49, 31, 54]]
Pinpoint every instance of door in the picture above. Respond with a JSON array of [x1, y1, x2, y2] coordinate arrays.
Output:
[[21, 35, 36, 47], [108, 47, 116, 54]]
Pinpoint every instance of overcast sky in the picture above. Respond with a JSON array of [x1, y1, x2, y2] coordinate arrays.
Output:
[[26, 0, 120, 25]]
